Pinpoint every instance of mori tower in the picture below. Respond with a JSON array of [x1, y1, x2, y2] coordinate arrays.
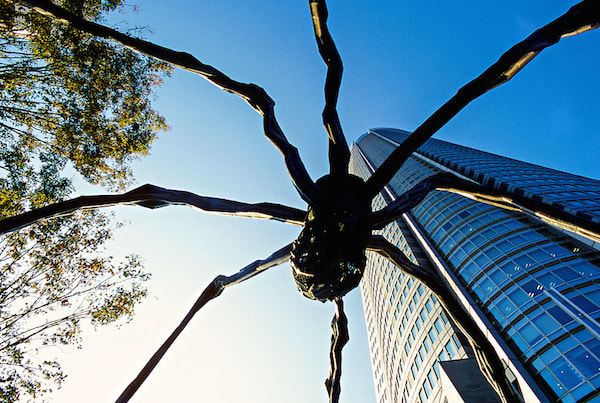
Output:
[[349, 128, 600, 403]]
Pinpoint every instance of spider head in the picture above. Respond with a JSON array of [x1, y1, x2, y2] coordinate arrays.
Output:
[[291, 174, 372, 302]]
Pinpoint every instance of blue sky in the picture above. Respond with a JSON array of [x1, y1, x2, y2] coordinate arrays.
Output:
[[48, 1, 599, 401]]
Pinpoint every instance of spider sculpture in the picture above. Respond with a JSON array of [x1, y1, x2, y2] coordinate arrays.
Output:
[[3, 0, 600, 402]]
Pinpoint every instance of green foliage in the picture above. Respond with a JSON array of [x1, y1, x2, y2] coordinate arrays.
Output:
[[0, 0, 168, 401], [0, 211, 151, 402], [0, 0, 171, 189]]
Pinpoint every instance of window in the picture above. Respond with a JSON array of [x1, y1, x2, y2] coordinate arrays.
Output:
[[428, 328, 437, 343], [537, 272, 561, 288], [496, 297, 516, 318], [543, 244, 570, 259], [522, 279, 543, 298], [423, 377, 432, 397], [532, 312, 559, 335], [547, 306, 573, 326], [565, 346, 600, 378], [540, 346, 560, 364], [451, 334, 462, 350], [415, 317, 423, 330], [423, 336, 432, 352], [553, 266, 580, 282], [499, 261, 521, 278], [427, 369, 437, 389], [425, 299, 434, 313], [548, 356, 584, 389], [508, 288, 529, 306], [434, 318, 444, 334], [411, 326, 418, 340], [440, 311, 448, 324], [571, 260, 600, 277], [519, 322, 543, 346], [433, 361, 440, 378], [586, 288, 600, 305], [572, 295, 599, 314], [445, 339, 458, 358]]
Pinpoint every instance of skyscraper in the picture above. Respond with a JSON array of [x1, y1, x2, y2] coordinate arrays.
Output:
[[349, 128, 600, 403]]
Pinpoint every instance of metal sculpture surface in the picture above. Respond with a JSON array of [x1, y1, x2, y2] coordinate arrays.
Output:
[[3, 0, 600, 402]]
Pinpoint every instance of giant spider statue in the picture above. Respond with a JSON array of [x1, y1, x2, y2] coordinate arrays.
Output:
[[3, 0, 600, 402]]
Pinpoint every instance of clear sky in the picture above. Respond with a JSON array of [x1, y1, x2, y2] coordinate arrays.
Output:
[[46, 0, 599, 402]]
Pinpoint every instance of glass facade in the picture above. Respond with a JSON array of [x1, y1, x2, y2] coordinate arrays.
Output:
[[350, 128, 600, 403]]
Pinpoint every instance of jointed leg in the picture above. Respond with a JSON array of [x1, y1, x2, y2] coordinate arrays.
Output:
[[367, 236, 519, 403], [372, 172, 600, 243], [116, 243, 293, 403], [0, 183, 305, 235], [366, 0, 600, 197], [372, 173, 447, 229], [19, 0, 321, 204], [325, 298, 348, 403], [309, 0, 350, 177]]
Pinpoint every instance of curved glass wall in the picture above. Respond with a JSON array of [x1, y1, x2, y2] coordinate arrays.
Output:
[[352, 129, 600, 403], [351, 142, 470, 403]]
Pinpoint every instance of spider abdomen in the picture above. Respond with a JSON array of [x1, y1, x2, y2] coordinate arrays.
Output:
[[291, 175, 372, 301]]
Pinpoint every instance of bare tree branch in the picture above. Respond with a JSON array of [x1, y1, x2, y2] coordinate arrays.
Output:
[[367, 235, 520, 403], [16, 0, 322, 204], [0, 183, 306, 235], [309, 0, 350, 177], [366, 0, 600, 197]]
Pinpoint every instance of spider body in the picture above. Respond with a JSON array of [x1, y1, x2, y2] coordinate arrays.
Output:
[[291, 174, 372, 301]]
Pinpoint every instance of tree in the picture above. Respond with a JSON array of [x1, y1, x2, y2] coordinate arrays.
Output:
[[0, 207, 150, 401], [0, 0, 169, 400], [0, 0, 170, 188]]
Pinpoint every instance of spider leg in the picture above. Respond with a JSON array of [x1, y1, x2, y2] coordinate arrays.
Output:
[[365, 0, 600, 197], [372, 173, 446, 230], [116, 243, 292, 403], [309, 0, 350, 177], [372, 172, 600, 243], [0, 183, 305, 235], [325, 298, 349, 403], [18, 0, 321, 204], [367, 235, 520, 403]]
